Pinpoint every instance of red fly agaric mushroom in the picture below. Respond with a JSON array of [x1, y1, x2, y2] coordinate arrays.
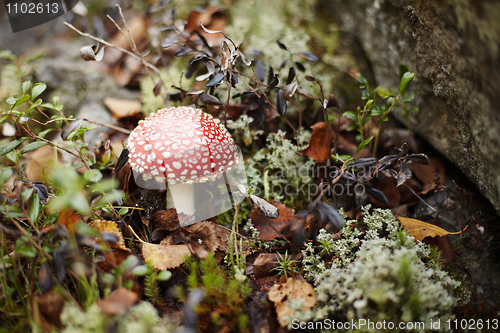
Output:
[[128, 106, 240, 224]]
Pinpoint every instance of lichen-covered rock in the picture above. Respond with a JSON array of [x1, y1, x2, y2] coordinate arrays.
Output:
[[323, 0, 500, 214]]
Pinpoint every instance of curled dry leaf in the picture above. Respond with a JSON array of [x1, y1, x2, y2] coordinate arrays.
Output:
[[142, 243, 191, 270], [61, 119, 84, 140], [250, 195, 279, 219], [295, 51, 319, 62], [396, 216, 461, 241], [282, 81, 298, 101], [268, 277, 316, 327], [299, 122, 333, 164], [89, 219, 128, 251], [80, 44, 105, 61], [104, 97, 141, 119], [276, 90, 287, 116], [96, 287, 138, 315]]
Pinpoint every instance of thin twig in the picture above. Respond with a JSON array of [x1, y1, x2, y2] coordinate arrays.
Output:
[[83, 119, 131, 134], [126, 224, 146, 244], [404, 182, 437, 212], [64, 21, 160, 75]]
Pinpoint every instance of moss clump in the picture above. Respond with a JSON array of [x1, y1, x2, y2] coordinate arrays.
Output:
[[292, 206, 465, 332], [176, 253, 251, 333]]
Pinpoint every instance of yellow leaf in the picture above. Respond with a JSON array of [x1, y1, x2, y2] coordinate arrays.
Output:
[[396, 216, 457, 241], [268, 277, 316, 327], [142, 243, 191, 270], [89, 219, 128, 251]]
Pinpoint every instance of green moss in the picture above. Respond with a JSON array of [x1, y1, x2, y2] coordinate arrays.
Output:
[[177, 253, 251, 332]]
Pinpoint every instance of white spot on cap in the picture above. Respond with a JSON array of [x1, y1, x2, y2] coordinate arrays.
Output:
[[173, 161, 182, 169], [181, 169, 188, 175], [144, 144, 152, 151], [159, 167, 165, 172], [147, 152, 156, 163], [162, 152, 171, 158], [167, 173, 175, 178]]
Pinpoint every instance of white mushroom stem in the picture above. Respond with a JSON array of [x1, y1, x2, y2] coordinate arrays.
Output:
[[167, 182, 195, 216]]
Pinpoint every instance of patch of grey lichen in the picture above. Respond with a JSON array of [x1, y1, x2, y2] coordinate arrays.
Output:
[[61, 301, 175, 333], [290, 206, 466, 332], [245, 129, 314, 204]]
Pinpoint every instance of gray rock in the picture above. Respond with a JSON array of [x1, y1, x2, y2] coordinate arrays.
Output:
[[33, 37, 138, 116], [325, 0, 500, 214]]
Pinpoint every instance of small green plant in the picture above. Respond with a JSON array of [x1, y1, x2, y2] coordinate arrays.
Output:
[[271, 251, 299, 278], [343, 67, 416, 156], [177, 253, 251, 333], [131, 262, 172, 304], [224, 206, 248, 281]]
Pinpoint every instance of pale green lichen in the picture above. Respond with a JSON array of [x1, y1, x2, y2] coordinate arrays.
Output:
[[291, 206, 464, 332], [61, 301, 174, 333], [245, 129, 314, 205], [226, 114, 264, 147]]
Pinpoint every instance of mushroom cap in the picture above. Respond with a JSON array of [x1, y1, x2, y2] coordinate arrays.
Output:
[[128, 107, 239, 184]]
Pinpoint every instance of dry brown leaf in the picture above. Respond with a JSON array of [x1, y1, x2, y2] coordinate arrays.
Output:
[[98, 249, 133, 271], [96, 287, 138, 315], [104, 97, 141, 119], [25, 145, 59, 182], [89, 219, 128, 251], [110, 16, 148, 49], [57, 209, 82, 234], [299, 122, 333, 164], [268, 277, 316, 327], [184, 6, 226, 46], [372, 176, 400, 208], [409, 157, 445, 194], [37, 288, 65, 328], [151, 209, 180, 231], [250, 202, 299, 241], [112, 55, 142, 86], [142, 243, 191, 270], [252, 253, 280, 278], [158, 221, 252, 256], [396, 216, 455, 241]]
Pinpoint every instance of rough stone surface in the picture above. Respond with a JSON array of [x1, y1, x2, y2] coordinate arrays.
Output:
[[324, 0, 500, 214]]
